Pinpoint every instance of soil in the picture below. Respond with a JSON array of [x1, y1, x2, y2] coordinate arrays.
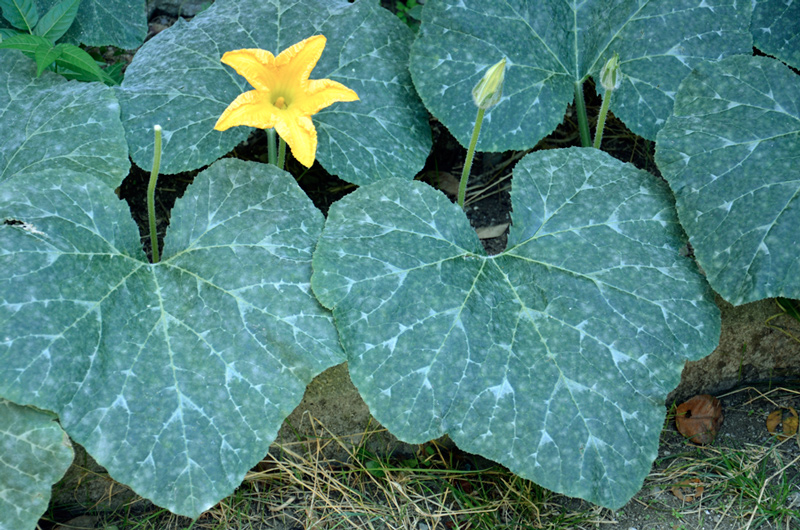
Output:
[[40, 3, 800, 530]]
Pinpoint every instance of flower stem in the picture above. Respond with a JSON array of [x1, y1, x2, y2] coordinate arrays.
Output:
[[593, 88, 612, 149], [458, 107, 486, 209], [267, 129, 277, 166], [147, 125, 163, 264], [574, 81, 592, 148], [277, 137, 286, 170]]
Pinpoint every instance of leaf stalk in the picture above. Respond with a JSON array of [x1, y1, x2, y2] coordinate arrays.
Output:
[[147, 125, 163, 263], [574, 81, 592, 148]]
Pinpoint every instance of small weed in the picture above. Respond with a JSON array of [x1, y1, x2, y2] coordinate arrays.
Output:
[[395, 0, 422, 31]]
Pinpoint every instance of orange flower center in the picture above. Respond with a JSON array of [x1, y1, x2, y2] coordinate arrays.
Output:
[[274, 96, 286, 109]]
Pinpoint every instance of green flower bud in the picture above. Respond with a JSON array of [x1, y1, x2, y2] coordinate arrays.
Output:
[[600, 53, 621, 91], [472, 58, 506, 109]]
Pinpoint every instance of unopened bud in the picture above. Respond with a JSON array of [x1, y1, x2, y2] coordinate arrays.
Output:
[[471, 58, 506, 109], [600, 53, 621, 91]]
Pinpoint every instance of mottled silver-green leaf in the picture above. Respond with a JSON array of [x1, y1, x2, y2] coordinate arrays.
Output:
[[0, 400, 73, 530], [0, 50, 129, 187], [117, 0, 430, 185], [752, 0, 800, 70], [410, 0, 752, 151], [0, 159, 345, 517], [312, 148, 720, 509], [655, 55, 800, 305], [33, 0, 146, 48]]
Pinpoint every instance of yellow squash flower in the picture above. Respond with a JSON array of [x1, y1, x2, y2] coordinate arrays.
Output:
[[214, 35, 359, 168]]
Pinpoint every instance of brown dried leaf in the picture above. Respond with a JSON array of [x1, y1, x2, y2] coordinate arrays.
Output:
[[675, 394, 723, 445], [766, 407, 798, 441], [671, 478, 704, 502], [421, 171, 460, 196]]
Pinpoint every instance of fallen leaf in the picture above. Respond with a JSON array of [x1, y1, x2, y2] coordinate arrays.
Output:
[[766, 407, 798, 441], [671, 478, 704, 502], [675, 394, 723, 445], [476, 223, 509, 239], [422, 171, 460, 196]]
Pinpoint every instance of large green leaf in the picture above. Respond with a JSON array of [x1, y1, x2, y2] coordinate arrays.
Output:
[[0, 49, 128, 187], [752, 0, 800, 70], [0, 158, 345, 517], [117, 0, 431, 186], [655, 55, 800, 305], [33, 0, 146, 48], [410, 0, 752, 151], [0, 400, 73, 530], [312, 148, 720, 509]]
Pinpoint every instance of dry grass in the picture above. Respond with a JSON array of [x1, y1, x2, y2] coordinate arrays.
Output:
[[197, 416, 601, 530], [45, 387, 800, 530]]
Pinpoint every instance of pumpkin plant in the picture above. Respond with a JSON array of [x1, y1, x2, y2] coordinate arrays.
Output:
[[312, 0, 797, 511], [1, 0, 798, 526], [0, 0, 426, 523]]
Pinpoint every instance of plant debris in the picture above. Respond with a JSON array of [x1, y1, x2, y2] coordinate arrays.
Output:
[[675, 394, 723, 445]]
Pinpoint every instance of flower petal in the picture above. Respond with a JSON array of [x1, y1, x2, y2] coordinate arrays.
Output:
[[214, 90, 279, 131], [275, 110, 317, 168], [296, 79, 359, 115], [275, 35, 326, 88], [221, 49, 278, 91]]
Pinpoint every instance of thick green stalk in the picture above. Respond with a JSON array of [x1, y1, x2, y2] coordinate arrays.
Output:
[[458, 107, 486, 209], [147, 125, 163, 263], [593, 89, 612, 149], [267, 129, 277, 166], [574, 81, 592, 148], [277, 137, 286, 170]]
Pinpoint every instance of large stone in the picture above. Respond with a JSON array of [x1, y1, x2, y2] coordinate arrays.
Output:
[[274, 363, 416, 462], [669, 296, 800, 402]]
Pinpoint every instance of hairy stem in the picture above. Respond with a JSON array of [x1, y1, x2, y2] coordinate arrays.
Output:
[[593, 89, 612, 149], [147, 125, 163, 263], [277, 137, 286, 170], [459, 107, 486, 209]]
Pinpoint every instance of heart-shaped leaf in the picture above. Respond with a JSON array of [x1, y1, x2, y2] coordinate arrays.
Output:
[[410, 0, 752, 151], [0, 400, 73, 530], [655, 55, 800, 305], [312, 147, 720, 509], [0, 158, 345, 517], [0, 49, 128, 187], [117, 0, 431, 185], [752, 0, 800, 70]]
